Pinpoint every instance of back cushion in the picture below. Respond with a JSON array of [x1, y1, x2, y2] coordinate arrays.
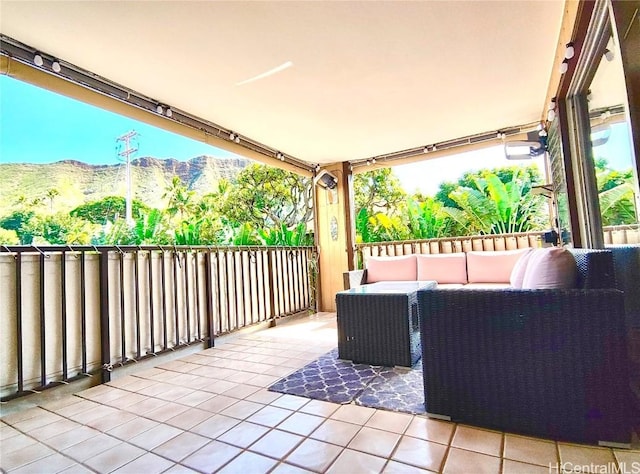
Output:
[[522, 247, 577, 289], [509, 248, 535, 288], [416, 253, 468, 284], [365, 255, 417, 283], [467, 249, 529, 283]]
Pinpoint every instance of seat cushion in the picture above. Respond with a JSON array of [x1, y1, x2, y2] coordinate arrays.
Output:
[[522, 247, 577, 289], [416, 253, 467, 284], [467, 249, 530, 283], [365, 255, 417, 283]]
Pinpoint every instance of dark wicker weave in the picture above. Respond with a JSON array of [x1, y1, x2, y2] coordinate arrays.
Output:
[[337, 282, 436, 367], [418, 249, 633, 445]]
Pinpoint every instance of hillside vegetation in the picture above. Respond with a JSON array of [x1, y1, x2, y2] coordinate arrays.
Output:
[[0, 156, 250, 212]]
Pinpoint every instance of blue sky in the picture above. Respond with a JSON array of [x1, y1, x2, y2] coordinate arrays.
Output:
[[1, 75, 634, 197], [0, 76, 236, 164]]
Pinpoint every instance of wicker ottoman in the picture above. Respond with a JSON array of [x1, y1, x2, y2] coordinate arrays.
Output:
[[336, 281, 436, 367]]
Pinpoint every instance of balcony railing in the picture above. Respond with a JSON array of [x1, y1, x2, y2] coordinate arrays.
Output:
[[354, 224, 640, 268], [0, 245, 316, 401]]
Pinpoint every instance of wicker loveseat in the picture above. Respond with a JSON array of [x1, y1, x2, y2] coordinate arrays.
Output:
[[418, 249, 633, 445]]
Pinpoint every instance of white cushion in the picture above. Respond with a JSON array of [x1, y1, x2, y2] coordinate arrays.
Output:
[[509, 248, 535, 288], [521, 248, 577, 289], [416, 253, 468, 284], [365, 255, 417, 283], [467, 249, 530, 283]]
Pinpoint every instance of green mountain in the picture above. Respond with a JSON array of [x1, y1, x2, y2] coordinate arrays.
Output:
[[0, 156, 250, 214]]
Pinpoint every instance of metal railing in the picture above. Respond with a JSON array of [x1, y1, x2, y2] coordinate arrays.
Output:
[[0, 245, 316, 401]]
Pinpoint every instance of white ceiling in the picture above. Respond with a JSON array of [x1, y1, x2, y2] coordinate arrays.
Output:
[[0, 1, 565, 164]]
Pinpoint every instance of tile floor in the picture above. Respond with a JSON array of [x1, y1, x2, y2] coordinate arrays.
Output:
[[1, 312, 639, 473]]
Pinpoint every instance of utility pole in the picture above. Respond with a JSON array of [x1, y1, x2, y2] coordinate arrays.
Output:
[[116, 130, 139, 226]]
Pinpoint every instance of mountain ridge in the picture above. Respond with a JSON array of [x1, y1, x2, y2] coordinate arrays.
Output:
[[0, 155, 251, 214]]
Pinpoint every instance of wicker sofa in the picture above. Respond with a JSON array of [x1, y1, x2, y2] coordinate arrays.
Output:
[[417, 249, 633, 445]]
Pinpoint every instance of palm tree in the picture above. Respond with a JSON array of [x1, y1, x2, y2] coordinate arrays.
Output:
[[45, 188, 60, 213]]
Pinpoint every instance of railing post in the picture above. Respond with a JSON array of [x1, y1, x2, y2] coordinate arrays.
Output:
[[267, 249, 276, 326], [99, 249, 111, 384], [204, 251, 215, 348]]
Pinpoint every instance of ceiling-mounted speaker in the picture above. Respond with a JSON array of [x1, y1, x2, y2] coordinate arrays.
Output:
[[315, 170, 338, 190]]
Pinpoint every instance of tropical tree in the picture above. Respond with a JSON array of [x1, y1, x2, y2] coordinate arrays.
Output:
[[70, 196, 149, 224], [405, 197, 455, 239], [221, 164, 312, 229], [45, 188, 60, 213], [594, 159, 637, 225], [354, 168, 407, 218], [163, 176, 196, 219], [0, 210, 36, 244]]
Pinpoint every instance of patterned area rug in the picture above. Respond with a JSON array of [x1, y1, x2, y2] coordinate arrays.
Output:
[[268, 349, 426, 415]]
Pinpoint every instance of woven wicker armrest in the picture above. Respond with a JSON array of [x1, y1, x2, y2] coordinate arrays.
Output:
[[343, 269, 367, 290], [418, 287, 632, 445]]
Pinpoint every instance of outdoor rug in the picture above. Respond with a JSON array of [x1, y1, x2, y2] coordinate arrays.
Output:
[[268, 349, 426, 415]]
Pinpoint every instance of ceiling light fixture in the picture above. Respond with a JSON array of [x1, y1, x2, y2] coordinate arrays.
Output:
[[565, 42, 575, 59], [165, 108, 173, 118], [276, 152, 285, 161], [547, 109, 556, 122], [559, 60, 569, 74], [33, 53, 43, 66], [371, 158, 376, 164], [423, 146, 429, 154], [51, 60, 61, 73], [604, 49, 615, 62], [156, 105, 164, 114], [432, 145, 437, 151]]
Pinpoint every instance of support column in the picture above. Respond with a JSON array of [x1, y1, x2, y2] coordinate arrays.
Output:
[[315, 162, 354, 312]]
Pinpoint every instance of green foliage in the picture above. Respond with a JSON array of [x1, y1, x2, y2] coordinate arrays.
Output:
[[0, 210, 36, 244], [0, 228, 20, 245], [174, 220, 204, 245], [220, 164, 312, 229], [71, 196, 149, 224], [163, 176, 196, 219], [355, 208, 408, 243], [227, 223, 263, 246], [354, 168, 407, 218], [405, 198, 455, 239], [259, 223, 313, 246], [595, 159, 637, 225]]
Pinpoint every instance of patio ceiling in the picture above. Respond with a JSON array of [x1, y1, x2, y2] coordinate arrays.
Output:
[[0, 1, 565, 164]]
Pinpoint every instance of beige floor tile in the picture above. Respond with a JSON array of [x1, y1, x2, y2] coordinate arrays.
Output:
[[250, 429, 304, 459], [44, 426, 101, 451], [59, 463, 96, 474], [286, 438, 344, 472], [348, 426, 402, 458], [443, 447, 501, 474], [327, 448, 387, 473], [298, 399, 339, 418], [84, 443, 146, 472], [181, 440, 242, 472], [271, 462, 314, 473], [197, 394, 239, 413], [614, 449, 640, 466], [558, 443, 616, 473], [153, 431, 209, 462], [382, 459, 433, 473], [310, 418, 362, 446], [392, 435, 448, 472], [405, 417, 455, 445], [247, 405, 294, 427], [217, 421, 270, 448], [129, 423, 183, 450], [190, 413, 240, 439], [85, 408, 137, 431], [154, 386, 196, 402], [245, 389, 283, 405], [330, 404, 376, 425], [165, 406, 213, 430], [0, 422, 20, 441], [502, 459, 550, 474], [220, 383, 262, 400], [503, 434, 558, 466], [61, 433, 121, 462], [122, 395, 169, 414], [13, 411, 64, 432], [1, 442, 55, 471], [107, 416, 159, 440], [10, 452, 76, 474], [55, 399, 103, 418], [220, 399, 264, 420], [112, 452, 175, 473], [143, 402, 190, 423], [271, 394, 310, 411], [451, 425, 503, 456], [217, 450, 279, 474], [277, 412, 325, 436], [40, 396, 86, 413], [0, 433, 38, 454], [365, 411, 413, 434]]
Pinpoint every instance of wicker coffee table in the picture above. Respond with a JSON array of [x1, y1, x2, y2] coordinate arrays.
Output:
[[336, 281, 437, 367]]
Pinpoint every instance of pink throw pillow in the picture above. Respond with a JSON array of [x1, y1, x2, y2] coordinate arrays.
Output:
[[467, 249, 530, 283], [416, 253, 468, 284], [521, 248, 577, 289], [365, 255, 417, 283], [509, 248, 535, 288]]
